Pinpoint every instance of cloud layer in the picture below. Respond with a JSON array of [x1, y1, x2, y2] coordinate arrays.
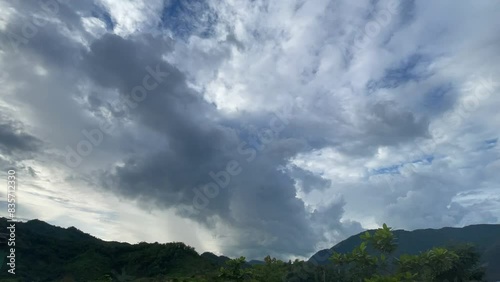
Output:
[[0, 0, 499, 260]]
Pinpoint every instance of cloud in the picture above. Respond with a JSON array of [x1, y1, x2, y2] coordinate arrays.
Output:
[[0, 119, 42, 155], [0, 0, 499, 261]]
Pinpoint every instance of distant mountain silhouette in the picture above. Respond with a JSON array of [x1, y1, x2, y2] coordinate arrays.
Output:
[[200, 251, 231, 265], [0, 217, 223, 281], [308, 224, 500, 281], [2, 217, 499, 281]]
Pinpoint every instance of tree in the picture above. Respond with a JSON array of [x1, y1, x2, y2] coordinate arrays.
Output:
[[250, 255, 287, 282], [218, 256, 252, 281], [331, 223, 397, 281], [434, 244, 486, 282], [330, 224, 486, 282]]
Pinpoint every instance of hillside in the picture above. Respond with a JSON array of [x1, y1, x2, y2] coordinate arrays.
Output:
[[0, 218, 228, 281], [1, 217, 500, 281], [309, 224, 500, 281]]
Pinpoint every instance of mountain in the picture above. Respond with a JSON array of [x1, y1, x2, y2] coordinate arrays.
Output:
[[2, 217, 499, 281], [247, 260, 265, 266], [200, 251, 231, 266], [0, 217, 224, 281], [308, 224, 500, 281]]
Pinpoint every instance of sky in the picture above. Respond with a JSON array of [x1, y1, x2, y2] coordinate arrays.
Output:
[[0, 0, 499, 260]]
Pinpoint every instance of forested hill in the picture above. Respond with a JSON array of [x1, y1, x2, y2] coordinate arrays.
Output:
[[309, 224, 500, 280], [0, 217, 229, 281], [2, 217, 500, 281]]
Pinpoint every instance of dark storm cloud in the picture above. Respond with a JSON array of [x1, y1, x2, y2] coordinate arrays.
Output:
[[335, 101, 429, 157], [4, 0, 496, 261], [275, 99, 430, 159], [0, 0, 333, 259], [0, 120, 42, 155], [79, 33, 329, 257], [289, 165, 332, 193], [0, 0, 93, 64], [77, 29, 435, 257], [0, 0, 429, 258], [367, 101, 429, 141]]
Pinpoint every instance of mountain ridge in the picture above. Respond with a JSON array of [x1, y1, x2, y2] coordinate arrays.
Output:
[[309, 223, 500, 281], [2, 217, 500, 281]]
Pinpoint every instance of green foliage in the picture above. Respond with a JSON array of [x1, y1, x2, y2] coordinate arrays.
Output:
[[218, 257, 252, 281], [0, 218, 222, 281], [364, 224, 397, 254], [434, 244, 487, 282], [397, 247, 460, 281], [217, 255, 344, 282], [249, 255, 287, 282], [0, 218, 491, 282], [330, 223, 486, 282]]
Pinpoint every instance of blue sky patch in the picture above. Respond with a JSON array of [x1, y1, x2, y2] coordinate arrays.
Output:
[[422, 83, 455, 115], [481, 138, 498, 150], [371, 155, 434, 175], [367, 54, 434, 90], [91, 6, 115, 31], [160, 0, 218, 40]]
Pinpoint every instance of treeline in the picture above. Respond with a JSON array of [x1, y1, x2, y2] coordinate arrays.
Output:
[[213, 224, 485, 282], [0, 218, 488, 281]]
